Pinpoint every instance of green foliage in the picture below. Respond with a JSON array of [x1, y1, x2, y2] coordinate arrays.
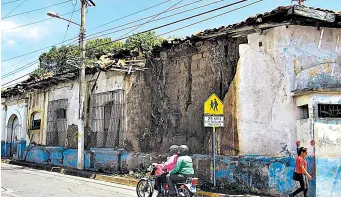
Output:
[[37, 32, 167, 75], [124, 31, 164, 51]]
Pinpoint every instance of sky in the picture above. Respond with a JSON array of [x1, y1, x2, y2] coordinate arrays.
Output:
[[1, 0, 341, 87]]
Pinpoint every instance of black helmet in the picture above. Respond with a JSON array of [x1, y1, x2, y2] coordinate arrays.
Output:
[[169, 145, 179, 154], [179, 145, 189, 156]]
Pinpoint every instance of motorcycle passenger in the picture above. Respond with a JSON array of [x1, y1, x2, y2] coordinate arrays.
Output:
[[166, 145, 195, 196], [153, 145, 179, 197]]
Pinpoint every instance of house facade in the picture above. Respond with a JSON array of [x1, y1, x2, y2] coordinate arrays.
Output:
[[1, 5, 340, 197]]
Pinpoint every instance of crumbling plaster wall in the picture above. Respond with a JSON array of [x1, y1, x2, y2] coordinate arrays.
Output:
[[235, 25, 341, 156], [139, 36, 247, 154], [27, 91, 46, 144]]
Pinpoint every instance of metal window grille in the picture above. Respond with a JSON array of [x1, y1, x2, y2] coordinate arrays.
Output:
[[318, 104, 341, 118], [46, 99, 68, 146], [88, 90, 124, 148]]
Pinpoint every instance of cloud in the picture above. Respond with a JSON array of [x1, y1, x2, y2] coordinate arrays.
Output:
[[1, 20, 49, 41], [7, 40, 16, 46]]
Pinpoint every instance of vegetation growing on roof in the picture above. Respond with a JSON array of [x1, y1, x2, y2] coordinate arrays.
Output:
[[36, 31, 166, 77]]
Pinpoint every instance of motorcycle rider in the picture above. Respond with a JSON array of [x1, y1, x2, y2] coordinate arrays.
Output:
[[166, 145, 195, 196], [153, 145, 180, 197]]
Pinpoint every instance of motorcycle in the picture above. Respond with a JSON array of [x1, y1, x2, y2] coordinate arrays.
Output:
[[136, 164, 198, 197]]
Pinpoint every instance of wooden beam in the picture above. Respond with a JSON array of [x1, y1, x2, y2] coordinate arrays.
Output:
[[289, 5, 336, 23]]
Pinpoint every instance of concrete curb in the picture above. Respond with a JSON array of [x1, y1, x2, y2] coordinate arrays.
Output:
[[1, 159, 260, 197]]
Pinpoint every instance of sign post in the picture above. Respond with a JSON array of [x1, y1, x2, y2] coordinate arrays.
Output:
[[204, 93, 224, 187]]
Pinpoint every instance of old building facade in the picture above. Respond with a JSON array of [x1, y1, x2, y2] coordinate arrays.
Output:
[[1, 5, 340, 197]]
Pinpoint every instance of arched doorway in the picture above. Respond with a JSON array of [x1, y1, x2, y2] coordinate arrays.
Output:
[[7, 114, 21, 156]]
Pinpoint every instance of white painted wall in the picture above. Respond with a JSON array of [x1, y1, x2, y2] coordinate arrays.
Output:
[[4, 103, 28, 144], [48, 82, 79, 126], [236, 25, 341, 156]]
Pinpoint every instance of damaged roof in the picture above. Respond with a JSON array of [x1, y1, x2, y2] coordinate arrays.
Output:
[[153, 5, 341, 53], [2, 5, 341, 97]]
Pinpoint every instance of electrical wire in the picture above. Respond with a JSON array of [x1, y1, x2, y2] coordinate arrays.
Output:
[[87, 0, 172, 32], [2, 0, 72, 19], [1, 9, 81, 31], [62, 0, 78, 44], [2, 60, 39, 79], [1, 0, 21, 5], [2, 0, 27, 19], [2, 73, 32, 87], [85, 0, 228, 41], [88, 0, 252, 50], [2, 0, 264, 87]]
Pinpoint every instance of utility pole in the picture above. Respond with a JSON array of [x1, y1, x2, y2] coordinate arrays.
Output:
[[77, 0, 87, 170], [47, 0, 95, 170]]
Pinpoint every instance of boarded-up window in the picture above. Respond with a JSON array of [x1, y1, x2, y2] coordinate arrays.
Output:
[[31, 112, 41, 130], [88, 90, 124, 148]]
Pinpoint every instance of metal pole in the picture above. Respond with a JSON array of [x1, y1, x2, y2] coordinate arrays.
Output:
[[213, 126, 216, 187], [77, 0, 86, 170]]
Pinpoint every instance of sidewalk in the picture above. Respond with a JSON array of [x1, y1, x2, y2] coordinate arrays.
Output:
[[1, 159, 264, 197]]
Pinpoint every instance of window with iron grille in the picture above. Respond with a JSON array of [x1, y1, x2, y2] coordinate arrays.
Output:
[[46, 99, 68, 146], [88, 90, 124, 148], [318, 104, 341, 118], [31, 112, 41, 130]]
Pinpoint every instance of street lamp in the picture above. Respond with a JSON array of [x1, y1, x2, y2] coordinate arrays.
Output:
[[46, 0, 94, 170], [47, 12, 81, 26]]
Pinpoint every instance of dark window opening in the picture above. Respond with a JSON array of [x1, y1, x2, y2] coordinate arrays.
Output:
[[31, 112, 41, 130], [56, 108, 66, 119], [298, 105, 309, 119], [259, 42, 263, 47], [318, 104, 341, 118], [104, 102, 113, 131]]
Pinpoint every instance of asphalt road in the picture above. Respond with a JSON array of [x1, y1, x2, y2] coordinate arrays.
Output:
[[1, 163, 142, 197]]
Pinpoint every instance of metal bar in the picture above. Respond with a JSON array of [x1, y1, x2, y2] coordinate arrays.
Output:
[[213, 126, 216, 187]]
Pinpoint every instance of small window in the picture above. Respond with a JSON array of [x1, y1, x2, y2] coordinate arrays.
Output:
[[298, 105, 309, 119], [104, 102, 113, 131], [56, 108, 66, 119], [318, 104, 341, 118], [31, 112, 41, 130]]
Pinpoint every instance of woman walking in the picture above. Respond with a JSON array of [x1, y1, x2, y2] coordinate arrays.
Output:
[[290, 147, 312, 197]]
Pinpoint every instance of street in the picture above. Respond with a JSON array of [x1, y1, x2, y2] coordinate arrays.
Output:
[[1, 163, 139, 197]]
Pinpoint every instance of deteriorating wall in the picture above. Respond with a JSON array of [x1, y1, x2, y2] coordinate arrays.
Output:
[[135, 36, 247, 154]]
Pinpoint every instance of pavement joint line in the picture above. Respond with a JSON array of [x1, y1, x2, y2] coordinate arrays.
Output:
[[1, 159, 262, 197]]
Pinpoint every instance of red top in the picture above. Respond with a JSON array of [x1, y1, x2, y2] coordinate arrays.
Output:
[[296, 156, 307, 174]]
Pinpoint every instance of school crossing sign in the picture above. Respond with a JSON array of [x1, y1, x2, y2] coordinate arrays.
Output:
[[203, 93, 224, 127]]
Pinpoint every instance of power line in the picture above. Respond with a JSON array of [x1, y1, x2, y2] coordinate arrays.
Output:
[[1, 36, 79, 62], [2, 60, 39, 79], [87, 0, 172, 32], [85, 0, 227, 41], [159, 0, 264, 37], [88, 0, 252, 50], [2, 0, 72, 19], [116, 0, 186, 41], [2, 0, 27, 18], [3, 0, 264, 87], [62, 0, 78, 44], [2, 73, 32, 87], [1, 9, 81, 31], [1, 0, 21, 5], [1, 0, 181, 61]]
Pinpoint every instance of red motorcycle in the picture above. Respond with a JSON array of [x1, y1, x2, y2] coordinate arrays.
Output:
[[136, 164, 198, 197]]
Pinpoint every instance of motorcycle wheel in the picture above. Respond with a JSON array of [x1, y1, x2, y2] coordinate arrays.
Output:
[[182, 187, 194, 197], [136, 179, 153, 197]]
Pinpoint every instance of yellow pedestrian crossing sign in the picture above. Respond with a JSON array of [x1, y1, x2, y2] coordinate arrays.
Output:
[[204, 93, 223, 115]]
